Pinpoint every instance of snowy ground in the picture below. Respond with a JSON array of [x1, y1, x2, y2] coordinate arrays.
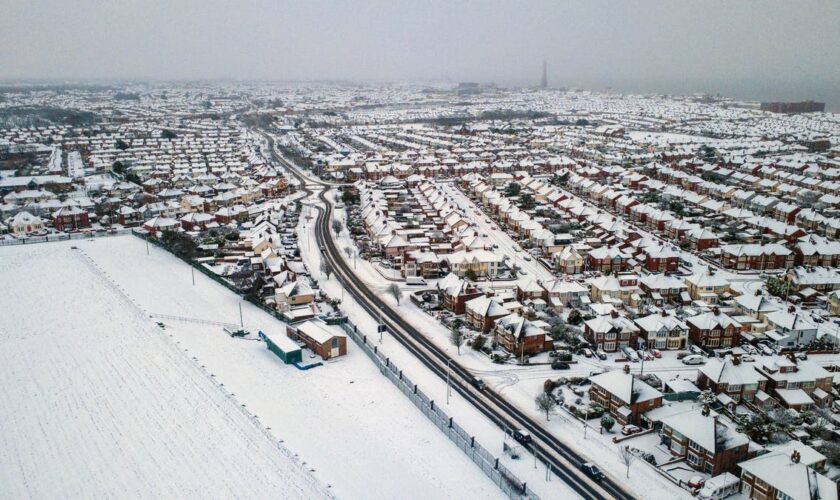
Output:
[[60, 235, 504, 500], [0, 244, 330, 499]]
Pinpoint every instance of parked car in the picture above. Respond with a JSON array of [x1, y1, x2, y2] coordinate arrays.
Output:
[[759, 344, 775, 356], [583, 348, 593, 358], [580, 462, 604, 482], [551, 361, 570, 370], [513, 245, 521, 252], [523, 255, 532, 261], [596, 350, 607, 361], [512, 429, 532, 445], [741, 344, 758, 355], [492, 243, 499, 249], [621, 424, 642, 436], [689, 345, 705, 356], [682, 355, 706, 365], [740, 355, 755, 362], [650, 349, 662, 358], [687, 475, 706, 489]]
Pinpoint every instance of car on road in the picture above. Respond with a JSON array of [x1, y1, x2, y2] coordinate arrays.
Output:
[[492, 243, 499, 249], [523, 255, 532, 261], [551, 361, 570, 370], [512, 429, 532, 445], [682, 354, 706, 365], [470, 377, 486, 390], [621, 424, 642, 436], [513, 245, 521, 252], [580, 463, 604, 482]]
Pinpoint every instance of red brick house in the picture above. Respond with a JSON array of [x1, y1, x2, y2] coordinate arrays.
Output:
[[660, 409, 749, 476], [686, 308, 742, 348], [589, 370, 662, 426], [52, 206, 90, 232]]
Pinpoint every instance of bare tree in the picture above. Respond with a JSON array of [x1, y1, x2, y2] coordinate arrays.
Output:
[[320, 260, 332, 280], [617, 445, 636, 478], [535, 392, 558, 421], [343, 246, 353, 259], [450, 325, 465, 355], [332, 219, 342, 234], [388, 283, 401, 305]]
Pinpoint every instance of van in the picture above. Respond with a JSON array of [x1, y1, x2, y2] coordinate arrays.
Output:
[[406, 276, 427, 286], [682, 355, 706, 365], [697, 472, 740, 499]]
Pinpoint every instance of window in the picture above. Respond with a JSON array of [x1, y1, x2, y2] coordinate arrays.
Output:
[[331, 338, 338, 348], [707, 338, 720, 347], [688, 440, 702, 452], [687, 452, 702, 466]]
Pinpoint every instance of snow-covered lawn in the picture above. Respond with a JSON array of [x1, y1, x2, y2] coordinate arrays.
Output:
[[69, 235, 504, 500], [0, 243, 330, 499]]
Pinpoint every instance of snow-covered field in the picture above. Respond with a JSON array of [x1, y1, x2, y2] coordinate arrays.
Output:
[[49, 235, 503, 500], [0, 243, 330, 499]]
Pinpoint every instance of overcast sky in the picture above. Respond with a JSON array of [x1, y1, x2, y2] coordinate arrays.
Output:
[[2, 0, 839, 104]]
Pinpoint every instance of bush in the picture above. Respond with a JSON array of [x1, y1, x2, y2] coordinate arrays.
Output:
[[544, 379, 557, 393], [557, 352, 572, 362], [471, 334, 486, 351], [601, 415, 615, 432], [567, 309, 583, 325]]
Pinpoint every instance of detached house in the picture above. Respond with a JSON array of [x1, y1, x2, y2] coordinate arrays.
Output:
[[493, 314, 553, 356], [589, 371, 663, 426]]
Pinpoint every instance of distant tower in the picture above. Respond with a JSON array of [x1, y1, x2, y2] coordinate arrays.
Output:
[[540, 60, 547, 89]]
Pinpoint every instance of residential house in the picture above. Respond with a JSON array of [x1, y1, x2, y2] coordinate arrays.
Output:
[[588, 371, 663, 426]]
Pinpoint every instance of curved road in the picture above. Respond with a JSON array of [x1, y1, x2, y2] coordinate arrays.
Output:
[[264, 131, 633, 500]]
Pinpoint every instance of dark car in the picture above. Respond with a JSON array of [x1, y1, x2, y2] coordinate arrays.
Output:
[[471, 377, 486, 390], [551, 361, 570, 370], [513, 429, 532, 445], [580, 462, 604, 481]]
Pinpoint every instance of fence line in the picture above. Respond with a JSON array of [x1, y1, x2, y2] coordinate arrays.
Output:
[[0, 228, 134, 247], [338, 320, 539, 500]]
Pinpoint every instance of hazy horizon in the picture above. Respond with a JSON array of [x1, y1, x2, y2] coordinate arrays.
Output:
[[3, 0, 839, 109]]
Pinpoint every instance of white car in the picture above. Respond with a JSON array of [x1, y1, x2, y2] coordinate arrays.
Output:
[[682, 355, 706, 365], [513, 245, 521, 252]]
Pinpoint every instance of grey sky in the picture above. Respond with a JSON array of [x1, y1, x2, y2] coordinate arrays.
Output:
[[2, 0, 839, 104]]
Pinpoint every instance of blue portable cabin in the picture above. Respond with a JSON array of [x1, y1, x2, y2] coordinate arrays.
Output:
[[260, 330, 303, 364]]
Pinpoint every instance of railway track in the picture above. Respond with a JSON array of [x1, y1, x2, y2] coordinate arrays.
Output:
[[264, 132, 634, 500]]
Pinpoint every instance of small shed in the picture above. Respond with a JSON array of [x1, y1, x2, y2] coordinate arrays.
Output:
[[261, 330, 302, 364], [287, 320, 347, 360]]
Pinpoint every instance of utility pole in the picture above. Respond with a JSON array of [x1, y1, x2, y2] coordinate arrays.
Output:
[[584, 406, 590, 439], [239, 302, 244, 329], [191, 266, 195, 286], [146, 237, 149, 256]]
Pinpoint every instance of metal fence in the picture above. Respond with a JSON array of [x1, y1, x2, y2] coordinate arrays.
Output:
[[338, 320, 539, 500]]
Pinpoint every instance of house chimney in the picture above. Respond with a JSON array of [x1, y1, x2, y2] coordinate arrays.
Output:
[[713, 306, 720, 316], [610, 310, 619, 319], [661, 310, 668, 317], [788, 305, 795, 313], [791, 450, 801, 464]]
